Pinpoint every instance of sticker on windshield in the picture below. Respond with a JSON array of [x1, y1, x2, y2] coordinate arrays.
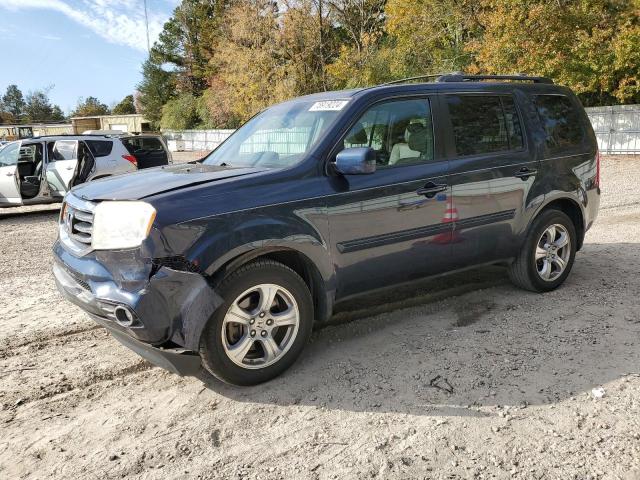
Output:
[[309, 100, 349, 112]]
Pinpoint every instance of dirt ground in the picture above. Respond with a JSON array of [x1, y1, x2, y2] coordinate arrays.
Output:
[[0, 156, 639, 480]]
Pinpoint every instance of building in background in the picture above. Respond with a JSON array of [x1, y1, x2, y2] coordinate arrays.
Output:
[[0, 123, 73, 139], [71, 114, 151, 134]]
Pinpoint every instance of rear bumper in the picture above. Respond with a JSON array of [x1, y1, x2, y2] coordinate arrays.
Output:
[[53, 240, 223, 374]]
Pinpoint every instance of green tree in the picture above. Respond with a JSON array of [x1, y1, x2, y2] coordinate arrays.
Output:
[[72, 96, 110, 117], [153, 0, 230, 94], [2, 85, 25, 117], [50, 105, 66, 122], [25, 90, 54, 122], [137, 59, 176, 128], [160, 93, 201, 130], [112, 95, 137, 115]]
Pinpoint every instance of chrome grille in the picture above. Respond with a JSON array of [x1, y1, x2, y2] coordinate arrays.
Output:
[[66, 204, 94, 244], [59, 194, 96, 256]]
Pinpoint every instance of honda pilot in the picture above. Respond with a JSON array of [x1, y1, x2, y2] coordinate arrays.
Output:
[[53, 74, 600, 385]]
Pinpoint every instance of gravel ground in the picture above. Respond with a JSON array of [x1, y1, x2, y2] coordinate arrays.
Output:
[[0, 156, 639, 480]]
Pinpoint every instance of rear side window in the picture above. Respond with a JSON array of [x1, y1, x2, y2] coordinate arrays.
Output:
[[533, 95, 584, 152], [85, 140, 113, 157], [122, 137, 166, 153], [446, 95, 524, 156], [51, 141, 77, 161]]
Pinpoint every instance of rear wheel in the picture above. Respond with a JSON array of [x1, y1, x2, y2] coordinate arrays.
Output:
[[509, 209, 577, 292], [200, 259, 313, 385]]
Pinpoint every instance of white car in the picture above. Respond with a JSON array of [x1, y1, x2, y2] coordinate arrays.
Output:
[[0, 134, 168, 207]]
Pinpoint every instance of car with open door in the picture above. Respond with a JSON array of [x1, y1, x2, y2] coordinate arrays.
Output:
[[53, 74, 600, 386], [0, 135, 138, 207]]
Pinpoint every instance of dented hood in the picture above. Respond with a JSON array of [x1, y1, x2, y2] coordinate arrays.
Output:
[[73, 163, 268, 201]]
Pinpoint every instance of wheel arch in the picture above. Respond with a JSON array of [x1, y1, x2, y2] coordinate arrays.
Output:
[[534, 196, 585, 250], [207, 245, 335, 326]]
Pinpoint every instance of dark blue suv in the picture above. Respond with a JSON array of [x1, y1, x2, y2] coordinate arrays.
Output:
[[53, 74, 600, 385]]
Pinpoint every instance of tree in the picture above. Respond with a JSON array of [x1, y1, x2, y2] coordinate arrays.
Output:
[[2, 85, 25, 117], [382, 0, 481, 77], [137, 58, 176, 128], [152, 0, 229, 95], [50, 105, 66, 122], [25, 90, 54, 122], [72, 96, 110, 117], [160, 93, 201, 130], [112, 95, 137, 115], [468, 0, 640, 105], [325, 0, 388, 87]]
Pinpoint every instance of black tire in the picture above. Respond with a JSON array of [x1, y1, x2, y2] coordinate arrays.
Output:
[[509, 209, 577, 292], [200, 259, 313, 386]]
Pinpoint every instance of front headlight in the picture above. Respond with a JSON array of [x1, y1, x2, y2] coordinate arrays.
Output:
[[92, 201, 156, 250]]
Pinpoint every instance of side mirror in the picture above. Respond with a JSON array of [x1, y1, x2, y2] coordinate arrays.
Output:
[[335, 147, 376, 175]]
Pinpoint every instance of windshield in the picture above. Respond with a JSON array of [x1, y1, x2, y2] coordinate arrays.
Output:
[[202, 99, 347, 169]]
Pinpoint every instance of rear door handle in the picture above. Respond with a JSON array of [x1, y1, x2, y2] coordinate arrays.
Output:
[[416, 182, 447, 198], [514, 167, 537, 180]]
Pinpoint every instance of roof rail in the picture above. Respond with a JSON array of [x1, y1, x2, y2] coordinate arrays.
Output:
[[380, 73, 450, 86], [436, 73, 553, 84]]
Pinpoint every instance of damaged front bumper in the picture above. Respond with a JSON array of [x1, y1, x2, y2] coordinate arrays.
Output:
[[52, 241, 223, 376]]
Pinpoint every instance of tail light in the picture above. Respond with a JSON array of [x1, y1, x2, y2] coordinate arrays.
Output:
[[595, 149, 601, 189], [122, 154, 138, 168]]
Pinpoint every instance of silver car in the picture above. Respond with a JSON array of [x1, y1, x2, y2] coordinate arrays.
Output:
[[0, 135, 141, 207]]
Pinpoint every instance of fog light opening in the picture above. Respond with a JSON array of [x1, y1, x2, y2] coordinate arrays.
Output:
[[114, 305, 137, 327]]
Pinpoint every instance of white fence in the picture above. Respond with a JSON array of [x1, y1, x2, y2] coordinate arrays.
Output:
[[585, 104, 640, 154], [162, 129, 234, 152], [164, 104, 640, 155]]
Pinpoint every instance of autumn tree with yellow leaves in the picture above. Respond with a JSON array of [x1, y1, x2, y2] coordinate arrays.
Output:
[[138, 0, 639, 129]]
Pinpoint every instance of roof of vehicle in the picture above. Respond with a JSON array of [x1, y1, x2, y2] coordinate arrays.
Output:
[[21, 134, 118, 143], [280, 73, 566, 108], [22, 133, 165, 142]]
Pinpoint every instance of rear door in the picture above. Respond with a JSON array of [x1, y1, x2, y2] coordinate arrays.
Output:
[[0, 142, 22, 205], [121, 136, 169, 168], [46, 140, 78, 194], [445, 93, 541, 268]]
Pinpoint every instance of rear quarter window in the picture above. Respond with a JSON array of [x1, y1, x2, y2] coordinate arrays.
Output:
[[533, 94, 585, 153], [85, 140, 113, 157]]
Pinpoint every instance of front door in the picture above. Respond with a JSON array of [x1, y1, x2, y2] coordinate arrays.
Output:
[[46, 140, 78, 195], [444, 93, 541, 268], [327, 97, 452, 298], [0, 142, 21, 206]]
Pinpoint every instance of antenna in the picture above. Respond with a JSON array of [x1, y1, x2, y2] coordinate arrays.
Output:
[[143, 0, 151, 53]]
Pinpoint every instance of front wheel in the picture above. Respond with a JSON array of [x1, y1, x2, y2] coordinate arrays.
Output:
[[509, 209, 577, 292], [200, 259, 313, 385]]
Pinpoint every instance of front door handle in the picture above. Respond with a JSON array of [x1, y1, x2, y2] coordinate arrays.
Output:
[[416, 182, 447, 198], [5, 172, 13, 176], [514, 167, 537, 180]]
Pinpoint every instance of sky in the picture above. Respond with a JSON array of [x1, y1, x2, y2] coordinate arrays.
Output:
[[0, 0, 179, 115]]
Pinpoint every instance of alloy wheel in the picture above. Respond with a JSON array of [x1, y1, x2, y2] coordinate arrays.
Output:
[[221, 284, 300, 369], [535, 223, 571, 282]]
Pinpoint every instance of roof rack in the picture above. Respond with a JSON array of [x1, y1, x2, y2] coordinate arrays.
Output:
[[380, 74, 448, 86], [436, 73, 553, 84]]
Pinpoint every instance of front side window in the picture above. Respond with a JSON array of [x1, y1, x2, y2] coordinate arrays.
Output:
[[534, 94, 584, 152], [446, 95, 524, 156], [341, 98, 434, 167], [203, 100, 344, 169]]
